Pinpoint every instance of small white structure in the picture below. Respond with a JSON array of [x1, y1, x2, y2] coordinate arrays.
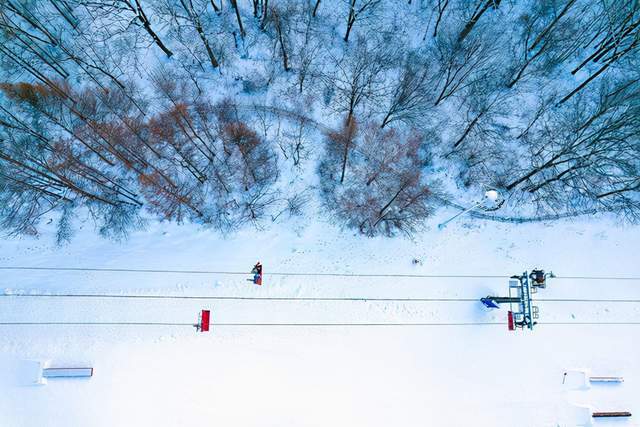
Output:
[[24, 361, 93, 385], [563, 368, 623, 390], [484, 189, 499, 202]]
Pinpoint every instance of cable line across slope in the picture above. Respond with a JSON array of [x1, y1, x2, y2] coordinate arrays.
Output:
[[1, 265, 640, 281], [1, 321, 640, 327], [2, 293, 640, 303]]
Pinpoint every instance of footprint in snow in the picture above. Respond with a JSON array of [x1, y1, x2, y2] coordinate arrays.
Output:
[[594, 231, 607, 240]]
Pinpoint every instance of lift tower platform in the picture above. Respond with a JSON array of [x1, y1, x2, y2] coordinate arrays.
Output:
[[480, 269, 550, 331]]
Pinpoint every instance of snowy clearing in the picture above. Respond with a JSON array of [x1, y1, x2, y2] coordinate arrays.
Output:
[[1, 212, 639, 426]]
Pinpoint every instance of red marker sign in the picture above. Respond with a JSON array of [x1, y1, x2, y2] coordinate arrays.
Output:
[[199, 309, 210, 332]]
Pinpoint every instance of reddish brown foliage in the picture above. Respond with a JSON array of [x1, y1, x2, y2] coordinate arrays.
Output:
[[222, 121, 261, 158]]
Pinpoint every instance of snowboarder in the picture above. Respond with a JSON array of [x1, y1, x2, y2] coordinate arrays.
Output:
[[251, 262, 263, 285]]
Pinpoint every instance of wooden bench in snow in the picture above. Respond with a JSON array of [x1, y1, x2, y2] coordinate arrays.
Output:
[[43, 367, 93, 378], [569, 405, 632, 425]]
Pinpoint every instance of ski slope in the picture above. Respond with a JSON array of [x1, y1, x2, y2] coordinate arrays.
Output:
[[1, 212, 639, 426]]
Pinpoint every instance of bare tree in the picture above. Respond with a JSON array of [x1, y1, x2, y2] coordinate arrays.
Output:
[[276, 114, 313, 167], [503, 78, 640, 218], [343, 0, 382, 42], [229, 0, 246, 39], [446, 82, 507, 155], [0, 91, 144, 240], [431, 30, 495, 106], [505, 0, 597, 89], [288, 2, 325, 93], [560, 0, 640, 103], [170, 0, 220, 68], [381, 51, 435, 128], [324, 123, 437, 236], [312, 0, 321, 17], [0, 2, 70, 80], [81, 0, 174, 57], [0, 80, 210, 226], [265, 3, 293, 72], [0, 77, 282, 235], [324, 37, 389, 122], [457, 0, 502, 43], [430, 0, 450, 38], [213, 101, 280, 229], [324, 115, 358, 184]]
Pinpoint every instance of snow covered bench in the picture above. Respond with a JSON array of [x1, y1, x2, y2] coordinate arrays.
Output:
[[42, 367, 93, 379], [21, 361, 94, 385]]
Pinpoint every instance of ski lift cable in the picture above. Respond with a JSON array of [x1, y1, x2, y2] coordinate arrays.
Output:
[[0, 322, 195, 326], [1, 266, 640, 281], [0, 266, 509, 277], [0, 294, 478, 302], [2, 293, 640, 303], [536, 298, 640, 303], [1, 321, 640, 327], [0, 322, 503, 326], [542, 322, 640, 325]]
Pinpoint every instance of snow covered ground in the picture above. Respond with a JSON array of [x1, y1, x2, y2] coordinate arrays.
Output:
[[1, 211, 639, 426]]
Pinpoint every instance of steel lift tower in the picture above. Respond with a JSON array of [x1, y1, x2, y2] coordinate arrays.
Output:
[[481, 269, 551, 331]]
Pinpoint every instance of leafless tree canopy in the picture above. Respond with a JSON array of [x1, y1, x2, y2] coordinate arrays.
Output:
[[0, 0, 639, 240]]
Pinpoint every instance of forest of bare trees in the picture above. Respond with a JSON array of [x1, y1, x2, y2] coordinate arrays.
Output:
[[1, 0, 638, 241]]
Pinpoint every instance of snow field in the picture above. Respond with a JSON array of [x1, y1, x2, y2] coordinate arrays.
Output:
[[1, 211, 639, 426]]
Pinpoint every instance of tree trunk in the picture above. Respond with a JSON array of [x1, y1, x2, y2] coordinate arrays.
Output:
[[507, 42, 546, 88], [457, 0, 501, 43], [571, 20, 639, 75], [432, 0, 449, 38], [344, 0, 356, 42], [230, 0, 246, 38], [261, 0, 269, 29], [273, 9, 290, 71], [339, 114, 355, 184], [560, 40, 638, 104], [528, 0, 576, 51], [597, 182, 640, 199], [180, 0, 219, 68], [372, 184, 407, 228], [380, 110, 393, 128], [134, 0, 174, 57], [5, 1, 58, 45], [50, 0, 79, 30], [505, 154, 563, 190], [452, 110, 484, 149]]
